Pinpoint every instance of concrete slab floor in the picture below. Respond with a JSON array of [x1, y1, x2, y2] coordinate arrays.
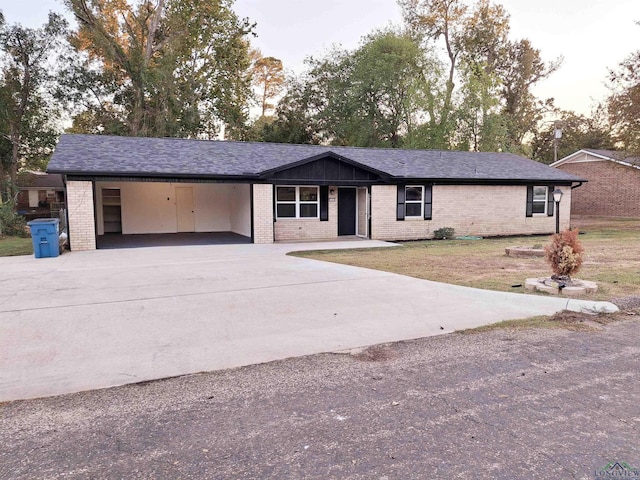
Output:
[[0, 240, 616, 402]]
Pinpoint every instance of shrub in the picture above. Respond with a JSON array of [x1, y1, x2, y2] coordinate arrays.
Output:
[[0, 202, 29, 237], [433, 227, 455, 240], [544, 229, 584, 278]]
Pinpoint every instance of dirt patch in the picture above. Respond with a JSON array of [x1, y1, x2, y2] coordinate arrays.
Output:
[[611, 295, 640, 312], [462, 309, 635, 334], [350, 344, 399, 362], [550, 310, 614, 331]]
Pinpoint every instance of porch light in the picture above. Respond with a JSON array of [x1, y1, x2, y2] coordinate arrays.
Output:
[[330, 189, 335, 195], [552, 188, 563, 233]]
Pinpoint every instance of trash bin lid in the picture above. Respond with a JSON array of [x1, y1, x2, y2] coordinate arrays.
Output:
[[27, 218, 60, 226]]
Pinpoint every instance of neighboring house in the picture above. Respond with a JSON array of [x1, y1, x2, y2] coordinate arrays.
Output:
[[551, 149, 640, 217], [47, 134, 584, 251], [16, 171, 66, 220]]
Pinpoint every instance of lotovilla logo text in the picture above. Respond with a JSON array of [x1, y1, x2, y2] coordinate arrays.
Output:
[[595, 462, 640, 479]]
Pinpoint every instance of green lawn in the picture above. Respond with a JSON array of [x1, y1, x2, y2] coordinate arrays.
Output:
[[0, 236, 33, 257], [292, 216, 640, 302]]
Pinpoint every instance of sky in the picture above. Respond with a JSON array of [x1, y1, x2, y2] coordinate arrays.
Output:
[[2, 0, 639, 116]]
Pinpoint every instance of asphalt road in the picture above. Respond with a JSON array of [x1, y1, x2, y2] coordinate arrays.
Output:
[[1, 319, 639, 480]]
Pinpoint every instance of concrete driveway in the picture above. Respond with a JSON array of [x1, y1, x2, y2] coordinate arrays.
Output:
[[0, 240, 613, 402]]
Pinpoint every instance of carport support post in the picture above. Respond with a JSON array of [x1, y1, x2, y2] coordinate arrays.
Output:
[[66, 180, 97, 251], [252, 184, 274, 244]]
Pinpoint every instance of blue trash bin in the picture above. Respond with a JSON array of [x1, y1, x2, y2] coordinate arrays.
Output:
[[27, 218, 60, 258]]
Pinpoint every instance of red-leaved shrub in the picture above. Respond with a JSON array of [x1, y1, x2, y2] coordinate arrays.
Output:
[[544, 229, 584, 278]]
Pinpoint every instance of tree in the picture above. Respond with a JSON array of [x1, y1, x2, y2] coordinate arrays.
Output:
[[62, 0, 254, 139], [497, 39, 561, 152], [246, 77, 320, 144], [607, 41, 640, 154], [454, 63, 507, 152], [452, 0, 510, 151], [0, 12, 68, 202], [400, 0, 468, 146], [530, 108, 615, 164], [292, 31, 429, 148], [400, 0, 559, 152], [341, 31, 427, 147], [251, 51, 285, 117]]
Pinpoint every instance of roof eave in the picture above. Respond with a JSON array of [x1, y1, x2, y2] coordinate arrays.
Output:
[[389, 177, 586, 185], [50, 170, 261, 181]]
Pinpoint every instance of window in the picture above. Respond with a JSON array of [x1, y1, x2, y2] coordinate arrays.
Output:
[[526, 185, 554, 218], [276, 186, 319, 219], [405, 186, 424, 218], [396, 184, 432, 221], [532, 186, 548, 214]]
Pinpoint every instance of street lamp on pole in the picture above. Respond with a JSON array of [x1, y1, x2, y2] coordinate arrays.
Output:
[[553, 188, 563, 234]]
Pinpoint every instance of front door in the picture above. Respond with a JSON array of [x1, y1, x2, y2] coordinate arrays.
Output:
[[338, 188, 357, 236], [356, 187, 369, 238], [176, 187, 195, 232]]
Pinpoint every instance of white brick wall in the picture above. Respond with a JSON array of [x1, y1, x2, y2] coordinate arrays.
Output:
[[252, 184, 274, 244], [65, 180, 570, 249], [67, 180, 97, 251], [371, 184, 571, 241]]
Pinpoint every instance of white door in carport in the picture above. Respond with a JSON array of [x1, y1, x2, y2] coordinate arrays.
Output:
[[176, 187, 195, 232]]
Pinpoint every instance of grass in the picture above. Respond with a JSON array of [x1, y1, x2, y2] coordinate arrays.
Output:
[[0, 236, 33, 257], [460, 310, 626, 334], [292, 216, 640, 303]]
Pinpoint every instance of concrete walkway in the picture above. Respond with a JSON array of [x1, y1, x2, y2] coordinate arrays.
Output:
[[0, 240, 615, 402]]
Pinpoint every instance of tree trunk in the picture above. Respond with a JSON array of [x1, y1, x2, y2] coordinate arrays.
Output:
[[9, 126, 20, 201], [0, 157, 5, 204]]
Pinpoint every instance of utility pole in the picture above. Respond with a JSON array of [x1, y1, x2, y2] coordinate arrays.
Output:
[[553, 122, 563, 163]]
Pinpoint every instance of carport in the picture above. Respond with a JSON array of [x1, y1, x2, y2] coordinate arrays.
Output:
[[93, 180, 252, 248]]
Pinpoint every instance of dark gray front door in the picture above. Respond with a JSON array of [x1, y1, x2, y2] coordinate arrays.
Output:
[[338, 188, 356, 236]]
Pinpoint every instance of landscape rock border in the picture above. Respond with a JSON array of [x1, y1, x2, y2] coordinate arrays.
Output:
[[505, 246, 545, 257], [525, 277, 598, 296]]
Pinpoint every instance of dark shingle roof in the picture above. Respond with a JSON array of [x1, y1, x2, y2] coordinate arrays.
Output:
[[48, 134, 583, 183]]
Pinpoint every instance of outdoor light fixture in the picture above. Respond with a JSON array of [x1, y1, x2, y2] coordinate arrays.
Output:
[[330, 189, 335, 195], [552, 188, 563, 203], [552, 188, 563, 233], [553, 121, 563, 163]]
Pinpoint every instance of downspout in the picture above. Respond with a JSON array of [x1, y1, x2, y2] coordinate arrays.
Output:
[[571, 182, 583, 190]]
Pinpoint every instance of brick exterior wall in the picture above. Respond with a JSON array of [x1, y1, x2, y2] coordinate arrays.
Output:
[[274, 186, 339, 241], [370, 184, 570, 241], [65, 180, 572, 249], [67, 180, 96, 251], [557, 160, 640, 217], [252, 184, 274, 244]]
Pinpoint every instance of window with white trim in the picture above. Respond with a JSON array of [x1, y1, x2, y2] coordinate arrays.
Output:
[[405, 185, 424, 218], [276, 186, 319, 219], [532, 185, 548, 214]]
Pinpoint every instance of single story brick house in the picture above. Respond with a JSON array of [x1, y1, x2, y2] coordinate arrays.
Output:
[[551, 149, 640, 217], [47, 134, 584, 251]]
